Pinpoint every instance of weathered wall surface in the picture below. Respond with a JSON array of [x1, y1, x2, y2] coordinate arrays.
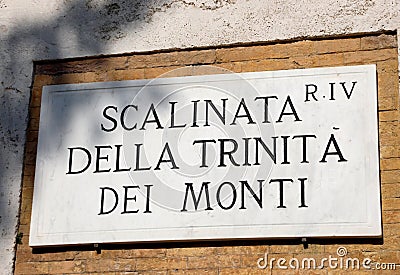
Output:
[[1, 0, 400, 273], [15, 33, 400, 274]]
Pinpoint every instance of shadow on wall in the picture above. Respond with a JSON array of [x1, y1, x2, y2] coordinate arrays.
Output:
[[1, 0, 238, 253], [2, 0, 236, 262], [0, 0, 187, 270]]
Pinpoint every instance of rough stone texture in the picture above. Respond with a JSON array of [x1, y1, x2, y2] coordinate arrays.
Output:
[[1, 0, 400, 273], [14, 34, 399, 274]]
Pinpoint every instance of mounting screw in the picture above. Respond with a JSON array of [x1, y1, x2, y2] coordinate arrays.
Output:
[[94, 243, 101, 254], [301, 237, 308, 249]]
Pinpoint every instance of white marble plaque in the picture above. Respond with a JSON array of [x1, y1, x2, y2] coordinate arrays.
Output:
[[30, 65, 381, 246]]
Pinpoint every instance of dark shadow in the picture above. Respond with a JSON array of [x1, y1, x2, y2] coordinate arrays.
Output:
[[31, 236, 383, 254], [0, 0, 169, 271]]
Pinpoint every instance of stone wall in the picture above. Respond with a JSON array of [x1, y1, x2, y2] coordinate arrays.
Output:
[[14, 33, 400, 274], [2, 1, 400, 273]]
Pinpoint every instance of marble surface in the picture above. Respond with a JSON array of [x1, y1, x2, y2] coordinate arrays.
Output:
[[30, 65, 381, 246]]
